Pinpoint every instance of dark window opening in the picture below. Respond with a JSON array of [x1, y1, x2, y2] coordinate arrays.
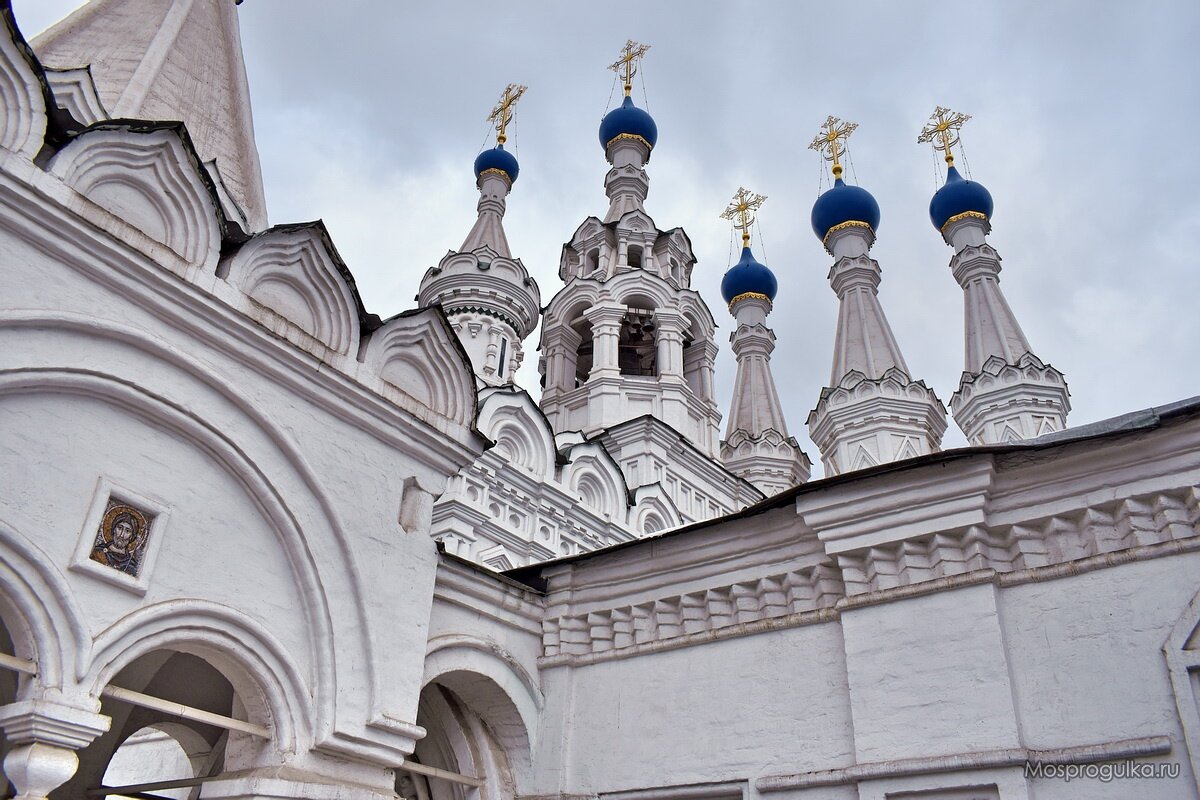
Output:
[[618, 310, 657, 376], [574, 319, 594, 387], [628, 245, 643, 269]]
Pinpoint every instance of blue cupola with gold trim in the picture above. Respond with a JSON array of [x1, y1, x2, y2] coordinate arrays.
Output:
[[720, 188, 778, 308], [929, 165, 992, 231], [807, 116, 880, 246], [600, 41, 658, 160], [474, 84, 526, 186], [811, 178, 881, 242], [919, 107, 993, 231], [474, 144, 519, 184], [600, 95, 658, 152], [721, 246, 777, 306]]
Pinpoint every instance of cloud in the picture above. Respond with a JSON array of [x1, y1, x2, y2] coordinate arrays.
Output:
[[13, 0, 1200, 476]]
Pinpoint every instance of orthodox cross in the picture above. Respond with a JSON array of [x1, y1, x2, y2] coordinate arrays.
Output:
[[609, 39, 651, 96], [721, 187, 767, 248], [488, 83, 527, 146], [918, 106, 972, 167], [809, 115, 859, 180]]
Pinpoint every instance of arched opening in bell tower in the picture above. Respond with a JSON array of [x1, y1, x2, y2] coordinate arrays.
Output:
[[573, 316, 594, 387], [619, 297, 657, 377], [682, 314, 709, 401]]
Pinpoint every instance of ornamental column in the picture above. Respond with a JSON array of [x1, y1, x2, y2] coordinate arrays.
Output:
[[0, 697, 110, 800], [585, 303, 626, 378]]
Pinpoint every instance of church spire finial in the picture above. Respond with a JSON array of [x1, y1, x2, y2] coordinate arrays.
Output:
[[609, 39, 651, 97], [809, 115, 858, 180], [918, 106, 972, 168], [721, 187, 767, 249], [488, 83, 527, 146]]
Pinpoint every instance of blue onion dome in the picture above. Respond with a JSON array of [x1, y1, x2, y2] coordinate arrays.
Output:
[[721, 247, 778, 306], [810, 178, 881, 242], [929, 165, 993, 231], [599, 95, 658, 152], [473, 144, 519, 183]]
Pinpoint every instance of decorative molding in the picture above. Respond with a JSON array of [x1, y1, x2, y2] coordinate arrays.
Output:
[[808, 367, 947, 477], [48, 127, 220, 270], [44, 66, 108, 126], [221, 226, 361, 358], [360, 309, 477, 430], [540, 562, 843, 661], [756, 734, 1172, 791], [952, 352, 1070, 445], [834, 484, 1199, 595], [0, 8, 47, 159]]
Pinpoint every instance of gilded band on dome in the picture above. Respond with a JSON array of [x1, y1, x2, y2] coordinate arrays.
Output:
[[727, 291, 771, 311], [478, 167, 514, 183], [940, 210, 989, 233], [822, 219, 874, 248], [606, 132, 654, 150]]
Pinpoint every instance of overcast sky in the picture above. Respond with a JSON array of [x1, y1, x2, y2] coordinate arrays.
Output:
[[14, 1, 1200, 475]]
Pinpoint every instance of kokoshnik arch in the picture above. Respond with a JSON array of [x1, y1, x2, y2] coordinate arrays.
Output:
[[0, 3, 1198, 800]]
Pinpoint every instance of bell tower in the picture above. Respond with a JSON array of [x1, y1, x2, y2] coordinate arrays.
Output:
[[538, 42, 757, 522]]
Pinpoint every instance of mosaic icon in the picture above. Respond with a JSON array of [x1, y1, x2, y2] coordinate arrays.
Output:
[[89, 500, 151, 577]]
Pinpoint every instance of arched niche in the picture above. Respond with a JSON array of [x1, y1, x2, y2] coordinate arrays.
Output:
[[476, 390, 556, 479], [561, 444, 627, 520], [360, 309, 477, 430], [1166, 586, 1200, 794], [630, 484, 683, 535], [100, 722, 209, 800], [49, 126, 221, 271], [0, 6, 47, 159], [67, 636, 292, 799], [409, 643, 537, 800], [219, 225, 362, 357]]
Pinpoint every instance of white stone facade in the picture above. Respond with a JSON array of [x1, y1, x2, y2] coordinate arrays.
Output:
[[0, 4, 1197, 800]]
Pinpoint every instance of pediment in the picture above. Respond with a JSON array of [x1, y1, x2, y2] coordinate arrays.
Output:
[[360, 308, 477, 429], [477, 389, 556, 479], [221, 224, 361, 357], [0, 8, 47, 158], [49, 126, 220, 270], [45, 66, 108, 126]]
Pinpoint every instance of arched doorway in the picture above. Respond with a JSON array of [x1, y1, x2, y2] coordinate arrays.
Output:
[[62, 648, 273, 799], [399, 671, 531, 800]]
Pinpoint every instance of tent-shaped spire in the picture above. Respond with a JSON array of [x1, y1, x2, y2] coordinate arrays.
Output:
[[33, 0, 268, 231]]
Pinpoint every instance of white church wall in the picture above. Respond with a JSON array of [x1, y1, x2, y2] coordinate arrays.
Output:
[[0, 109, 487, 782], [535, 623, 855, 795], [840, 583, 1021, 764], [999, 554, 1200, 795]]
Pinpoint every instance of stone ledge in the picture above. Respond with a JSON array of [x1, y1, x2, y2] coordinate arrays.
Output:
[[756, 735, 1171, 791]]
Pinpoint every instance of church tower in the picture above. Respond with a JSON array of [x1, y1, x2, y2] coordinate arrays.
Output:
[[539, 42, 721, 453], [805, 117, 947, 476], [539, 42, 755, 521], [919, 107, 1070, 444], [717, 189, 811, 494], [418, 85, 541, 387]]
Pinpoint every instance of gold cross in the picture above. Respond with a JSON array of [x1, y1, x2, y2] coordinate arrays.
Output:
[[808, 116, 859, 180], [608, 40, 651, 97], [918, 106, 972, 167], [721, 187, 767, 248], [487, 84, 527, 146]]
